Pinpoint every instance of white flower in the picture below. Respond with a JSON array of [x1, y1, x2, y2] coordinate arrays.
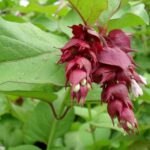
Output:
[[73, 84, 80, 92], [127, 122, 133, 129], [131, 79, 143, 98], [139, 75, 147, 85], [81, 79, 87, 86]]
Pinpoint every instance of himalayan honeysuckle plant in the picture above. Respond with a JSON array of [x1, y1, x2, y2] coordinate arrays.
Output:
[[58, 4, 147, 134], [0, 0, 150, 149]]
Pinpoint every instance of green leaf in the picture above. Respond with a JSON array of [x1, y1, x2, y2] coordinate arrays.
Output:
[[0, 94, 9, 116], [68, 0, 107, 25], [91, 112, 124, 133], [0, 18, 66, 101], [14, 3, 58, 14], [9, 98, 38, 122], [65, 132, 82, 149], [23, 102, 54, 144], [79, 123, 111, 146], [32, 15, 58, 32], [120, 0, 128, 7], [0, 83, 57, 102], [135, 55, 150, 71], [0, 115, 24, 147], [100, 0, 122, 24], [75, 104, 124, 133], [108, 3, 149, 30], [50, 147, 70, 150], [74, 106, 97, 120], [0, 18, 66, 62], [128, 141, 150, 150], [23, 89, 74, 148], [59, 10, 82, 37], [8, 145, 41, 150], [13, 2, 68, 17], [65, 124, 111, 149], [86, 84, 101, 102], [0, 94, 37, 122], [0, 52, 65, 88], [144, 74, 150, 85], [2, 14, 25, 23]]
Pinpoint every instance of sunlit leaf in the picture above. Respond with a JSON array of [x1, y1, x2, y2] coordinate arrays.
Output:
[[68, 0, 107, 25], [0, 18, 66, 101], [108, 3, 149, 30]]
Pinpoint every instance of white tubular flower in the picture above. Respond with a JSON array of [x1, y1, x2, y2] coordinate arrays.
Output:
[[127, 122, 133, 129], [139, 75, 147, 85], [73, 84, 80, 93], [131, 79, 143, 98], [81, 79, 87, 86]]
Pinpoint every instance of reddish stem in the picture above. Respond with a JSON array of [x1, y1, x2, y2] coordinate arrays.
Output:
[[68, 0, 87, 25], [49, 102, 71, 120]]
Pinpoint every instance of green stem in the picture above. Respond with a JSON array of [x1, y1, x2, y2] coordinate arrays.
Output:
[[47, 89, 70, 150], [49, 103, 71, 120], [47, 121, 57, 150], [88, 104, 97, 147]]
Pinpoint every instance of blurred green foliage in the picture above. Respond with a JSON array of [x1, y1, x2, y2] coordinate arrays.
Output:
[[0, 0, 150, 150]]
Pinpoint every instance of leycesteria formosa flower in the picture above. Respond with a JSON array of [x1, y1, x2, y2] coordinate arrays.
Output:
[[59, 24, 101, 104], [58, 24, 147, 133], [66, 56, 92, 104]]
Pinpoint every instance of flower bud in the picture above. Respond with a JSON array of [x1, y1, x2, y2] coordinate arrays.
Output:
[[139, 75, 147, 85], [131, 79, 143, 98]]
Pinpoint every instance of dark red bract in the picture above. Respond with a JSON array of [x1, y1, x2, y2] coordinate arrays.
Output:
[[58, 24, 146, 133], [107, 29, 131, 51]]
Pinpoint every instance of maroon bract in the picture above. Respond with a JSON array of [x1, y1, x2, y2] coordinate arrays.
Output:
[[107, 29, 131, 52], [59, 25, 101, 104], [102, 83, 136, 132], [119, 108, 138, 133], [107, 99, 123, 123], [101, 83, 130, 106], [66, 57, 92, 104], [92, 65, 116, 84], [98, 46, 132, 70], [59, 24, 146, 133]]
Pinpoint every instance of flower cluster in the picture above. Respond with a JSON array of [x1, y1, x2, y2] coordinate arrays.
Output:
[[59, 24, 147, 133]]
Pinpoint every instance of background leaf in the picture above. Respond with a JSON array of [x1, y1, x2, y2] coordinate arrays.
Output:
[[108, 3, 149, 30], [100, 0, 122, 24], [23, 89, 74, 149], [0, 18, 67, 101], [0, 115, 24, 148], [8, 145, 41, 150], [59, 10, 82, 37], [68, 0, 107, 25]]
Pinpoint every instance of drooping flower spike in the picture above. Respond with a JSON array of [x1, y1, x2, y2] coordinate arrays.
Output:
[[59, 24, 102, 104], [58, 24, 146, 133], [66, 56, 92, 104]]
